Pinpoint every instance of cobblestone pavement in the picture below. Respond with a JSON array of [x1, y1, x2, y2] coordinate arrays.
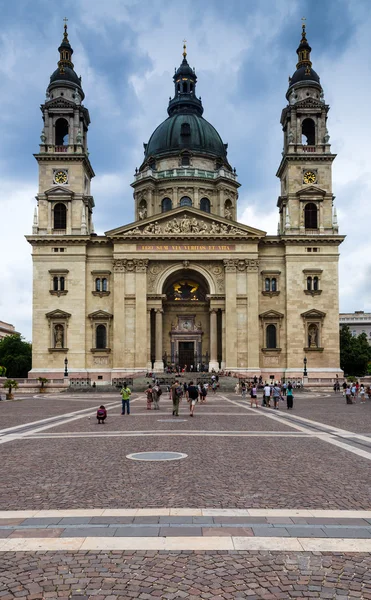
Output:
[[1, 550, 371, 599], [2, 390, 371, 598]]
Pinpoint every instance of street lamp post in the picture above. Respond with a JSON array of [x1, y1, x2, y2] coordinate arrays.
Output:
[[64, 357, 68, 377], [303, 356, 308, 378]]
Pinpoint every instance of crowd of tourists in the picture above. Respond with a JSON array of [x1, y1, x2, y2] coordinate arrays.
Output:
[[236, 380, 295, 410], [337, 380, 370, 404]]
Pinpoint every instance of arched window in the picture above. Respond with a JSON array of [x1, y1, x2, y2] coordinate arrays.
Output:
[[304, 203, 318, 229], [95, 278, 101, 292], [54, 203, 67, 229], [271, 278, 277, 292], [53, 276, 59, 291], [182, 82, 188, 93], [96, 324, 107, 349], [313, 276, 319, 291], [102, 278, 108, 292], [307, 276, 312, 291], [180, 196, 192, 207], [55, 118, 69, 146], [60, 277, 65, 291], [265, 278, 271, 292], [162, 197, 172, 212], [266, 324, 277, 349], [200, 198, 210, 213], [301, 118, 315, 145]]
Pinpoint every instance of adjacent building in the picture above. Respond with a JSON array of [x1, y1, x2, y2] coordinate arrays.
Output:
[[340, 311, 371, 340], [26, 23, 344, 382]]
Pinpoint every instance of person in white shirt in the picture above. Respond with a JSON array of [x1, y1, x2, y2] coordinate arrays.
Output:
[[263, 384, 271, 407]]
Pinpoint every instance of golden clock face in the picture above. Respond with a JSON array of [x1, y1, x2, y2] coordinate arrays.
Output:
[[54, 170, 68, 184], [303, 170, 317, 184]]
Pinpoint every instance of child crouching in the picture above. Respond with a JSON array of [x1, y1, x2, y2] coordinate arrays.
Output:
[[97, 405, 107, 424]]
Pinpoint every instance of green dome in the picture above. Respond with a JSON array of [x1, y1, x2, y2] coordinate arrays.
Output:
[[145, 113, 227, 160]]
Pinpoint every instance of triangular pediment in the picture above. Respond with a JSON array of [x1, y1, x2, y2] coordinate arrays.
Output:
[[45, 186, 74, 198], [105, 207, 266, 239], [88, 310, 113, 320], [259, 310, 284, 319], [301, 309, 326, 319], [45, 97, 76, 109], [296, 185, 327, 198], [45, 309, 71, 319]]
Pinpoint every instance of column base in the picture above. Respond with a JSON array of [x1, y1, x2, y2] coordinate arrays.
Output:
[[209, 360, 219, 372], [153, 361, 164, 373]]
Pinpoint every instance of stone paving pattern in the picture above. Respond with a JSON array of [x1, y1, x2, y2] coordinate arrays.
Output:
[[1, 550, 371, 599], [2, 434, 371, 510]]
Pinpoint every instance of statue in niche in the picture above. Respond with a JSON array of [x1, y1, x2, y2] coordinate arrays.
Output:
[[76, 129, 83, 144], [323, 128, 330, 144], [54, 324, 64, 348], [308, 324, 318, 348], [138, 204, 147, 220], [288, 130, 294, 143], [224, 207, 232, 220]]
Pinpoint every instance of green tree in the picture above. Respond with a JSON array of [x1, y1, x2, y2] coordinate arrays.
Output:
[[0, 335, 32, 378], [340, 325, 371, 376]]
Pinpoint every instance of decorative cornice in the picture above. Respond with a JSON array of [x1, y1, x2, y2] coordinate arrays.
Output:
[[49, 290, 68, 297], [262, 291, 280, 298], [113, 258, 149, 273], [92, 291, 111, 297]]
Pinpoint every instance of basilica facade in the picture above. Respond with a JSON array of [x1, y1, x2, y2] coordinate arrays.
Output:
[[27, 23, 344, 382]]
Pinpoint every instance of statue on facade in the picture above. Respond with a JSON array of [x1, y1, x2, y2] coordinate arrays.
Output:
[[74, 88, 81, 105], [40, 129, 47, 143], [224, 207, 232, 220], [323, 128, 330, 144], [138, 205, 147, 220], [181, 215, 191, 233], [76, 129, 83, 144], [308, 324, 318, 348], [288, 130, 294, 144], [54, 324, 64, 348]]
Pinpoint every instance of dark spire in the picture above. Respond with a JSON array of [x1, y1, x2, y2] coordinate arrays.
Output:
[[57, 18, 74, 73], [167, 43, 203, 116], [296, 19, 312, 75]]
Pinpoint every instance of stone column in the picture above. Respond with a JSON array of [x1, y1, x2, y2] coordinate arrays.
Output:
[[246, 259, 260, 373], [134, 259, 149, 370], [112, 259, 126, 371], [224, 259, 238, 370], [209, 309, 218, 372], [147, 309, 152, 371], [154, 308, 164, 372], [221, 309, 226, 370]]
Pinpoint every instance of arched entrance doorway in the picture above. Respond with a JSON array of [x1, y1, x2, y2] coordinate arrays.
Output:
[[150, 269, 221, 372]]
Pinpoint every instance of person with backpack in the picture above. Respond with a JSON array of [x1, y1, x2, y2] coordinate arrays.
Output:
[[200, 384, 207, 403], [152, 383, 162, 410], [171, 380, 182, 416], [187, 380, 199, 417], [287, 382, 294, 410]]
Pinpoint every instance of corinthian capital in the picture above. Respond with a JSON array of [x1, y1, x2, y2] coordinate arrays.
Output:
[[223, 259, 239, 272]]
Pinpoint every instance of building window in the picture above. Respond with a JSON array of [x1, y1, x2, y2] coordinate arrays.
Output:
[[266, 324, 277, 349], [200, 197, 210, 212], [54, 203, 67, 230], [49, 270, 68, 295], [180, 196, 192, 207], [96, 324, 107, 349], [92, 272, 111, 296], [162, 197, 172, 212], [261, 272, 280, 295], [181, 155, 190, 166], [181, 122, 191, 136], [304, 203, 318, 229], [304, 271, 322, 295]]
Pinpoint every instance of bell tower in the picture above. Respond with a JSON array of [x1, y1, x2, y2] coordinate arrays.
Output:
[[276, 22, 338, 235], [33, 20, 95, 236]]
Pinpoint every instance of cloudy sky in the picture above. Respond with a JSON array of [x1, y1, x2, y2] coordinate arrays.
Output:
[[0, 0, 369, 341]]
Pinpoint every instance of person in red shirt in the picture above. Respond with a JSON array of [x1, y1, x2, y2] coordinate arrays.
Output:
[[96, 405, 107, 424]]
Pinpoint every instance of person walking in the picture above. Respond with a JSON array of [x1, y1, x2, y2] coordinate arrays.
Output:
[[360, 384, 366, 404], [272, 383, 281, 410], [287, 382, 294, 410], [152, 383, 162, 410], [171, 380, 182, 416], [250, 384, 258, 408], [145, 384, 153, 410], [121, 382, 131, 415], [187, 380, 199, 417], [345, 385, 352, 404], [241, 382, 247, 399], [263, 382, 271, 407]]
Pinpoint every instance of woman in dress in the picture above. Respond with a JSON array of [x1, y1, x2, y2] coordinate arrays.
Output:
[[145, 384, 153, 410]]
